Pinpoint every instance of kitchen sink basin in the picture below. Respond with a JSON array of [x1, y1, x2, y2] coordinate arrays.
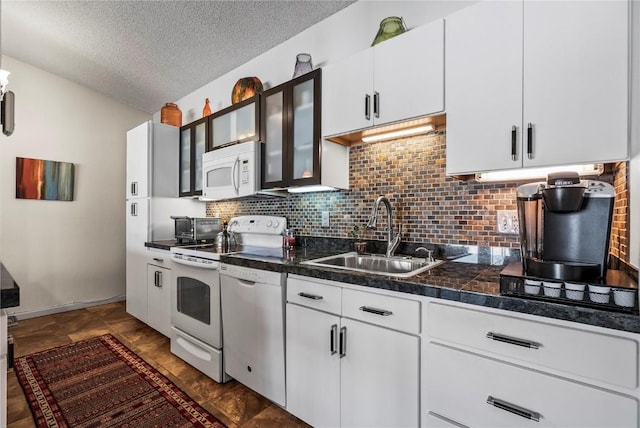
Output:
[[302, 252, 444, 278]]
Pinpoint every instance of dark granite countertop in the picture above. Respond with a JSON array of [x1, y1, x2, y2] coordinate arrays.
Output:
[[218, 247, 640, 334], [1, 263, 20, 309], [145, 239, 640, 334]]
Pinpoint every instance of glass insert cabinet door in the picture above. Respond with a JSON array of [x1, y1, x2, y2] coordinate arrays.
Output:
[[211, 96, 259, 149], [179, 117, 207, 197], [261, 69, 321, 189]]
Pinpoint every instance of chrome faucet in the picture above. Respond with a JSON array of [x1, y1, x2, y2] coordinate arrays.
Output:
[[366, 196, 402, 257]]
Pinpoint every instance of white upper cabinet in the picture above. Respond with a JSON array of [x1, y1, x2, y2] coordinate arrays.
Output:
[[445, 0, 629, 175], [323, 19, 444, 137]]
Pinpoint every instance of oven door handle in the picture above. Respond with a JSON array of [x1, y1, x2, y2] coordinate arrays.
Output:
[[171, 255, 219, 269]]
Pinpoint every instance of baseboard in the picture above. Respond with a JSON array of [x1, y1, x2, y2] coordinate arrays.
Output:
[[13, 295, 126, 320]]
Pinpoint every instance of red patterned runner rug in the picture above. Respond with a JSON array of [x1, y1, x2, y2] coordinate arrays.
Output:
[[14, 333, 226, 428]]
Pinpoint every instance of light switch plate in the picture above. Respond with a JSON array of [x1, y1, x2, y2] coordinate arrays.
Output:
[[496, 210, 519, 235], [321, 211, 330, 228]]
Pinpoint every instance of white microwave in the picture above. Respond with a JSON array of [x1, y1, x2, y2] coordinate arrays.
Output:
[[201, 141, 261, 201]]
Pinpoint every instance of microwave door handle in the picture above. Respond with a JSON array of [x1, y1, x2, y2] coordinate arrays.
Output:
[[232, 157, 240, 194]]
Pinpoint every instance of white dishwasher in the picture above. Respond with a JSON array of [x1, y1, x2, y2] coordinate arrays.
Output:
[[220, 263, 286, 406]]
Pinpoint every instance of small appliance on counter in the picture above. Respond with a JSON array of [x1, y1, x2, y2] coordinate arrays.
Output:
[[500, 171, 638, 314], [171, 216, 222, 244]]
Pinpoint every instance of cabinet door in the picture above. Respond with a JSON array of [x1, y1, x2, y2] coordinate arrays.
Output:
[[262, 88, 286, 187], [211, 98, 258, 149], [179, 126, 192, 196], [341, 318, 419, 428], [322, 48, 374, 137], [179, 118, 207, 197], [286, 303, 341, 428], [374, 19, 444, 126], [193, 120, 206, 194], [126, 122, 150, 198], [522, 0, 628, 167], [290, 72, 320, 184], [126, 200, 149, 322], [147, 264, 171, 337], [445, 1, 523, 175]]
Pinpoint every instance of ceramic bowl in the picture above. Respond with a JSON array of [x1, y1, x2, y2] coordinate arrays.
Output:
[[543, 281, 562, 298], [564, 282, 585, 300], [613, 289, 636, 308], [588, 285, 611, 304], [524, 279, 541, 295]]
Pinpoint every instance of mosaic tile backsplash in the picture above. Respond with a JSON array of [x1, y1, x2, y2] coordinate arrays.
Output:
[[206, 132, 625, 258]]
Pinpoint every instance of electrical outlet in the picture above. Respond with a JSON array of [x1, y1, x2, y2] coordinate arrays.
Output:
[[496, 210, 519, 235], [321, 211, 330, 228]]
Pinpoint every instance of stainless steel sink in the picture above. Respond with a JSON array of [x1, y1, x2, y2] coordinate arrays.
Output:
[[302, 252, 443, 278]]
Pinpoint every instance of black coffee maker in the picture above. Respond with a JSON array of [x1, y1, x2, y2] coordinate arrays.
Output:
[[517, 171, 615, 281]]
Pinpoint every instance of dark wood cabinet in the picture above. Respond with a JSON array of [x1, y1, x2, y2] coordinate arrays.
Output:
[[179, 117, 207, 197], [261, 69, 321, 189], [208, 95, 260, 151]]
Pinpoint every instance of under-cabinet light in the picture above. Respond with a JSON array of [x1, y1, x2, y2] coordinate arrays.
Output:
[[287, 185, 340, 193], [474, 164, 604, 183], [361, 124, 434, 143]]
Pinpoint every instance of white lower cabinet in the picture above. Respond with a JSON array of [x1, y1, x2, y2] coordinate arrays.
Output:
[[426, 343, 637, 427], [423, 301, 640, 427], [146, 263, 171, 337], [286, 275, 420, 427]]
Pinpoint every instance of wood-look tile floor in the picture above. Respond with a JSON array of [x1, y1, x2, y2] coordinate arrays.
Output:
[[6, 301, 310, 428]]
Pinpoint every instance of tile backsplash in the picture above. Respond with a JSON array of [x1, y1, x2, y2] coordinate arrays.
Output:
[[206, 131, 625, 259]]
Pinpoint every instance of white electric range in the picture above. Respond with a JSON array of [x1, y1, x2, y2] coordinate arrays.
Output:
[[169, 215, 287, 385]]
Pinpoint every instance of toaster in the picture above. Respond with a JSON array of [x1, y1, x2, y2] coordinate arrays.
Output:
[[171, 216, 222, 243]]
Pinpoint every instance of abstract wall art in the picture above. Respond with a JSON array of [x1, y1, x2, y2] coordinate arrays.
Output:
[[16, 157, 75, 201]]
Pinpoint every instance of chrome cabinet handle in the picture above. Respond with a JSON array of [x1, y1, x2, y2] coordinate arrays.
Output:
[[330, 324, 338, 355], [339, 326, 347, 358], [527, 123, 533, 159], [486, 332, 540, 349], [152, 257, 164, 263], [359, 306, 393, 316], [298, 292, 323, 300], [511, 125, 517, 161], [373, 91, 380, 118], [487, 396, 540, 422], [154, 271, 162, 287], [365, 94, 371, 120]]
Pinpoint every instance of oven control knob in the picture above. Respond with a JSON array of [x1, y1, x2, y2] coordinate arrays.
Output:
[[273, 220, 280, 229], [267, 220, 273, 228]]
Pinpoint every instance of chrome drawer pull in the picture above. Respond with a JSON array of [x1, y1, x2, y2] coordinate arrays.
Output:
[[487, 396, 540, 422], [359, 306, 393, 316], [152, 257, 164, 263], [486, 332, 540, 349], [298, 292, 323, 300]]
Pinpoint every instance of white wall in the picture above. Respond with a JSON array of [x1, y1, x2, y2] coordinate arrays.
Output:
[[0, 55, 151, 317], [155, 0, 475, 124]]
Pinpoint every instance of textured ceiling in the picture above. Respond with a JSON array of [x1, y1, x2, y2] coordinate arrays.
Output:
[[1, 0, 355, 113]]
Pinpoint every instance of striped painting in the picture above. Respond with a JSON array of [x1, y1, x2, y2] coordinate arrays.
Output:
[[16, 157, 75, 201]]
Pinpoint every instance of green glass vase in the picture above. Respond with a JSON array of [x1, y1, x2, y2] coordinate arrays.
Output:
[[371, 16, 407, 47]]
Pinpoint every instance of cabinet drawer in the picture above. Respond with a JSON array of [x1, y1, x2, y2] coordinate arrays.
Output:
[[426, 343, 638, 428], [342, 288, 420, 334], [148, 248, 170, 266], [287, 277, 342, 315], [427, 302, 638, 389]]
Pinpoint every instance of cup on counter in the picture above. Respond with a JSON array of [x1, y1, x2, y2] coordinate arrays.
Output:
[[588, 285, 611, 304], [564, 282, 586, 300], [543, 281, 562, 298], [613, 288, 636, 308], [524, 279, 541, 295]]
